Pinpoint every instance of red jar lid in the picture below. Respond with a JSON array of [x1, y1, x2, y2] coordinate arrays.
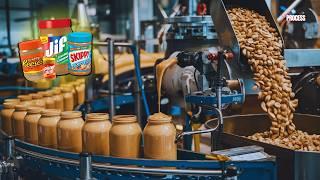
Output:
[[38, 18, 71, 29], [18, 39, 42, 51]]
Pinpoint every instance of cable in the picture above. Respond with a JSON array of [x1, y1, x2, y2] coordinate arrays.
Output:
[[131, 46, 150, 117]]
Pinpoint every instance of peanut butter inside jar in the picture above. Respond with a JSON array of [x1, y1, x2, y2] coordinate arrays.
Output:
[[24, 107, 43, 144], [144, 112, 177, 160], [38, 109, 61, 148], [109, 115, 142, 158], [30, 93, 45, 108], [52, 87, 64, 111], [57, 111, 84, 153], [0, 102, 18, 136], [12, 104, 28, 140], [82, 113, 111, 155]]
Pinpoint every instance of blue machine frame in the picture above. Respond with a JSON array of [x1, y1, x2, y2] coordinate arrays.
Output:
[[1, 139, 277, 180]]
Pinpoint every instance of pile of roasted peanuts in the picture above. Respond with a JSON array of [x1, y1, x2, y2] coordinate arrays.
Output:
[[227, 8, 320, 151]]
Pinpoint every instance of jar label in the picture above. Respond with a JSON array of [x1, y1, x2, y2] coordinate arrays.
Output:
[[43, 58, 56, 79], [21, 55, 43, 73], [68, 44, 92, 75], [40, 36, 68, 65]]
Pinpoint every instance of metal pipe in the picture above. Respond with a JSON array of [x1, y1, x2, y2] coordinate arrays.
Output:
[[5, 0, 13, 56], [277, 0, 303, 22], [79, 152, 93, 180], [4, 136, 14, 160], [134, 42, 142, 125], [133, 0, 140, 40], [212, 108, 223, 151], [176, 108, 221, 143], [108, 39, 115, 120]]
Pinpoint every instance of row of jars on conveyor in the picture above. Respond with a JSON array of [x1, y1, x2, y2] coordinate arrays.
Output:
[[0, 82, 177, 160]]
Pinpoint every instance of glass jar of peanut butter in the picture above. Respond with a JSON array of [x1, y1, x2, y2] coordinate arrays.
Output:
[[61, 86, 74, 111], [17, 95, 33, 105], [69, 82, 78, 107], [18, 39, 44, 82], [0, 102, 18, 136], [82, 113, 111, 155], [57, 111, 84, 153], [52, 87, 64, 111], [30, 93, 45, 108], [43, 90, 55, 109], [24, 107, 43, 144], [38, 109, 61, 148], [143, 113, 177, 160], [12, 104, 28, 140], [109, 115, 142, 158], [38, 19, 72, 76], [76, 79, 85, 105]]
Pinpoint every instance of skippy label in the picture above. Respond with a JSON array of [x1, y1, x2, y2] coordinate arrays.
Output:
[[40, 36, 68, 65], [68, 44, 92, 74]]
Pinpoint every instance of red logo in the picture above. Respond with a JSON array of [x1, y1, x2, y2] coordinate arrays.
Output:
[[70, 51, 89, 62]]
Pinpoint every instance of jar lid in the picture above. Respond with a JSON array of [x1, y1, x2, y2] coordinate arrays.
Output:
[[43, 90, 53, 97], [3, 102, 17, 109], [61, 86, 72, 92], [27, 107, 43, 114], [113, 115, 137, 123], [17, 95, 32, 101], [37, 91, 46, 96], [52, 87, 61, 95], [86, 113, 109, 121], [30, 93, 42, 99], [4, 98, 20, 103], [38, 18, 71, 29], [15, 104, 28, 111], [61, 111, 82, 119], [148, 112, 172, 123], [41, 109, 61, 116], [68, 32, 92, 43], [18, 39, 42, 51]]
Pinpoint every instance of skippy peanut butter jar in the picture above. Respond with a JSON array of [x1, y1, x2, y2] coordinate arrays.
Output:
[[68, 32, 92, 76], [38, 18, 72, 76]]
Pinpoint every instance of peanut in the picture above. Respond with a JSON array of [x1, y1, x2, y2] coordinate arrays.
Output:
[[227, 8, 320, 151]]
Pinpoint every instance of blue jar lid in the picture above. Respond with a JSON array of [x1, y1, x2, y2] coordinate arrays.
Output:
[[68, 32, 92, 43]]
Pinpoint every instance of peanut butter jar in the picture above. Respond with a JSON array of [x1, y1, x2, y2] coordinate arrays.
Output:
[[24, 107, 43, 144], [76, 79, 85, 105], [82, 113, 111, 155], [109, 115, 142, 158], [30, 93, 45, 108], [43, 90, 55, 109], [61, 86, 74, 111], [143, 113, 177, 160], [52, 87, 64, 111], [70, 82, 78, 107], [38, 109, 61, 148], [17, 95, 32, 105], [0, 102, 18, 136], [57, 111, 84, 153], [12, 104, 28, 140]]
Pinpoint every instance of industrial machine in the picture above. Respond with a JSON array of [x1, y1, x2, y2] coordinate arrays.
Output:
[[1, 0, 320, 179], [156, 0, 320, 179]]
